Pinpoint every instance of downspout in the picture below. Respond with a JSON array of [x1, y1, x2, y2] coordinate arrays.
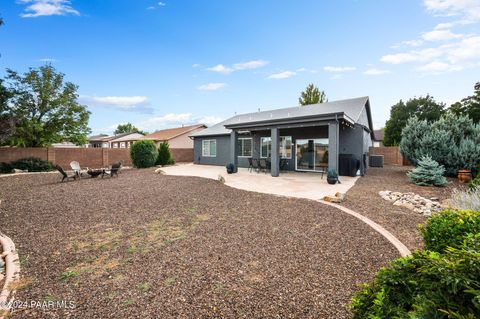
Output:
[[335, 114, 341, 184]]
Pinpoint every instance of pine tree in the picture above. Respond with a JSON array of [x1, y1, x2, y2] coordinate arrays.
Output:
[[407, 156, 447, 187], [156, 141, 175, 166], [298, 84, 327, 106]]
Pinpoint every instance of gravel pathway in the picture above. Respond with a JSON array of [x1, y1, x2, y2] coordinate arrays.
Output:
[[342, 166, 462, 251], [0, 169, 398, 318]]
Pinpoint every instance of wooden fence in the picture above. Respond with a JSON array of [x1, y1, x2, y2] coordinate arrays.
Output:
[[0, 147, 193, 168]]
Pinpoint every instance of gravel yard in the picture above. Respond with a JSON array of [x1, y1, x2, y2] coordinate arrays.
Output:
[[0, 169, 398, 318], [343, 166, 462, 251]]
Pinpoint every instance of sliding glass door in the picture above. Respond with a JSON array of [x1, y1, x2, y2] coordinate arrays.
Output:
[[295, 138, 328, 172]]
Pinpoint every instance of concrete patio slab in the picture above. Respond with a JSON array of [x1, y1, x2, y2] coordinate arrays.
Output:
[[160, 163, 360, 201]]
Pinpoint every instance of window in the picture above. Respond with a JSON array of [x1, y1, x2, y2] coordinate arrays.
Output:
[[238, 138, 252, 157], [280, 136, 292, 159], [202, 139, 217, 157], [260, 136, 292, 159], [261, 137, 271, 158]]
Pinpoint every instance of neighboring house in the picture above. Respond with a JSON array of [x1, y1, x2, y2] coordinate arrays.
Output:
[[110, 133, 144, 148], [141, 124, 206, 148], [88, 134, 111, 148], [373, 128, 384, 147], [190, 96, 374, 177], [51, 142, 82, 148], [88, 132, 145, 148]]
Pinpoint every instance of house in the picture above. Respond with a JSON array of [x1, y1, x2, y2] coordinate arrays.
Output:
[[109, 133, 144, 148], [373, 128, 384, 147], [88, 134, 111, 148], [88, 132, 145, 148], [190, 96, 374, 177], [141, 124, 206, 148]]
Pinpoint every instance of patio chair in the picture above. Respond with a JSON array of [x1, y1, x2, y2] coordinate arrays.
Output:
[[55, 165, 77, 182], [247, 158, 254, 172], [252, 158, 260, 173], [102, 162, 121, 178], [259, 159, 268, 174], [70, 161, 87, 178]]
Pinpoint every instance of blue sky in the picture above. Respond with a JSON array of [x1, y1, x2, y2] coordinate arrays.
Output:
[[1, 0, 479, 134]]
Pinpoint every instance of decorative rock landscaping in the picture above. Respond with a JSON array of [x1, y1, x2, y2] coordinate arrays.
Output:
[[379, 190, 443, 216]]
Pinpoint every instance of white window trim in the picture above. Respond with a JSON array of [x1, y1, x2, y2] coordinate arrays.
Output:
[[260, 137, 271, 158], [238, 137, 253, 158], [260, 136, 292, 159], [202, 139, 217, 157]]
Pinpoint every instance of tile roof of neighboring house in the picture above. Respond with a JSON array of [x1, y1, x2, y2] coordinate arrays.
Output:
[[109, 132, 144, 143], [374, 129, 384, 141], [190, 96, 372, 137], [142, 124, 206, 141]]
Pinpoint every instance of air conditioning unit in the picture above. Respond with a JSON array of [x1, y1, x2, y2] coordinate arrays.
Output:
[[369, 155, 384, 167]]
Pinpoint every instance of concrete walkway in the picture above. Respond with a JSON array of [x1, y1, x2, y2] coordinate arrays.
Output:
[[160, 163, 359, 201]]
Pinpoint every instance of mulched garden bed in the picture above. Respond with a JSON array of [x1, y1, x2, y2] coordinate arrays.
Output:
[[0, 169, 398, 318], [342, 166, 464, 251]]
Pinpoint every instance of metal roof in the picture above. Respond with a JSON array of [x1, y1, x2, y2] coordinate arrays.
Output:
[[190, 96, 371, 137]]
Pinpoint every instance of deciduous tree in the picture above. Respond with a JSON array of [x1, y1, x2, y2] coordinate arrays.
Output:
[[4, 65, 91, 147], [114, 122, 146, 135], [383, 95, 445, 146]]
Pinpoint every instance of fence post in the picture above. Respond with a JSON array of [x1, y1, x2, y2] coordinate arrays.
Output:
[[102, 149, 109, 167], [47, 148, 56, 165]]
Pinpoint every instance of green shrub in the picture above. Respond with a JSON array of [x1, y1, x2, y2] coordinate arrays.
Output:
[[10, 157, 55, 172], [400, 113, 480, 176], [407, 155, 447, 187], [130, 140, 158, 168], [0, 162, 13, 174], [351, 236, 480, 319], [420, 209, 480, 253], [156, 141, 175, 166]]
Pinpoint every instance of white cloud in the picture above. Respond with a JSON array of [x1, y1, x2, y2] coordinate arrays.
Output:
[[197, 83, 227, 91], [323, 66, 357, 72], [206, 60, 269, 74], [232, 60, 269, 70], [207, 64, 234, 74], [79, 95, 153, 113], [417, 60, 463, 72], [422, 29, 463, 41], [135, 113, 223, 131], [424, 0, 480, 21], [38, 58, 57, 62], [19, 0, 79, 18], [364, 68, 391, 75], [330, 74, 343, 80], [197, 115, 224, 126], [158, 2, 166, 6], [381, 47, 443, 64], [147, 6, 156, 10], [267, 71, 296, 79], [192, 63, 200, 68]]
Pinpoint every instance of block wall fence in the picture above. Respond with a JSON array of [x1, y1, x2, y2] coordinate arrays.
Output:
[[369, 146, 411, 166], [0, 147, 193, 168]]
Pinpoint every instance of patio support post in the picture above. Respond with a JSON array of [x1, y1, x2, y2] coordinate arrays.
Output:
[[271, 127, 280, 177], [328, 121, 339, 172], [230, 130, 238, 173]]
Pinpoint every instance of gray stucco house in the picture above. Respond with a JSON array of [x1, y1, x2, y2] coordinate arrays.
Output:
[[190, 96, 374, 177]]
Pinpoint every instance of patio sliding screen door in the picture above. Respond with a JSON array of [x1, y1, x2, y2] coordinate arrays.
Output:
[[295, 138, 328, 172]]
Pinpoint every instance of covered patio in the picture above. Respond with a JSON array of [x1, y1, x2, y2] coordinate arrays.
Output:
[[159, 163, 359, 200]]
